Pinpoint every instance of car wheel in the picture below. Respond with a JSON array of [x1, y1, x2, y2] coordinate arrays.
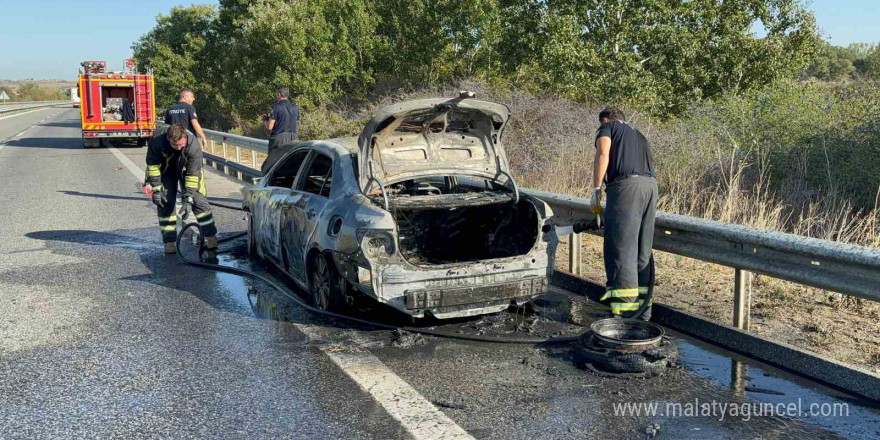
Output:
[[310, 253, 341, 311]]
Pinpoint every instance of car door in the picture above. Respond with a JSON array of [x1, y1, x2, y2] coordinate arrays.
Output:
[[281, 150, 334, 283], [254, 149, 309, 265]]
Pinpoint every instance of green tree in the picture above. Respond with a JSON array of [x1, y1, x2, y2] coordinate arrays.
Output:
[[860, 46, 880, 79], [512, 0, 820, 115], [15, 83, 41, 101], [801, 41, 856, 81], [132, 5, 222, 124], [372, 0, 501, 85], [223, 0, 380, 117]]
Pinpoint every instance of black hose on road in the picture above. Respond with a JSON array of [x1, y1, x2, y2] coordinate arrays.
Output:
[[175, 221, 579, 345]]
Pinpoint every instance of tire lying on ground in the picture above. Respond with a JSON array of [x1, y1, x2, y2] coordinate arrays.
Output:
[[573, 333, 678, 378]]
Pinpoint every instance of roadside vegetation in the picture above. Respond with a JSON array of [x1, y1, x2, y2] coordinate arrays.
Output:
[[0, 82, 68, 101], [134, 0, 880, 370]]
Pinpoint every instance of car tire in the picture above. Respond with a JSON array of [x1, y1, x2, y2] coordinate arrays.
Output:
[[310, 252, 343, 311]]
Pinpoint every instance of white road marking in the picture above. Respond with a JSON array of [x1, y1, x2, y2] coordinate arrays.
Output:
[[0, 107, 57, 121], [108, 147, 146, 180], [109, 149, 475, 440]]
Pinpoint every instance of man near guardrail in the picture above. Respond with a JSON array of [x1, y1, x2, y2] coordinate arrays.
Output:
[[265, 86, 299, 155], [146, 124, 218, 257], [165, 88, 208, 149], [592, 107, 657, 321]]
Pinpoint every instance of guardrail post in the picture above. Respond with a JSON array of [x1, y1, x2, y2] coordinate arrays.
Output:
[[733, 268, 751, 330], [210, 139, 215, 155], [251, 149, 258, 170], [569, 233, 582, 276], [222, 142, 229, 175], [235, 146, 242, 180]]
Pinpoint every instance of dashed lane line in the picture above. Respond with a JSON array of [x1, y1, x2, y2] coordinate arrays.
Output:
[[108, 147, 476, 440], [0, 106, 59, 121]]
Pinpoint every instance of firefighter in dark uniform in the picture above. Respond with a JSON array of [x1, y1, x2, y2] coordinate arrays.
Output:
[[592, 107, 657, 320], [146, 124, 218, 256], [165, 88, 208, 149], [265, 86, 299, 155]]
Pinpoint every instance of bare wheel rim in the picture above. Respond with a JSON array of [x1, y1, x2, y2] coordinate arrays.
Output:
[[312, 254, 331, 309]]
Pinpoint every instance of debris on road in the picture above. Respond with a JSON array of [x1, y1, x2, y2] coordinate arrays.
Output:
[[390, 329, 427, 348]]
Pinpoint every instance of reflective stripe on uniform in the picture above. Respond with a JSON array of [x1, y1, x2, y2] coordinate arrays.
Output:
[[610, 302, 641, 314], [600, 288, 639, 301], [152, 185, 164, 192], [184, 175, 200, 189], [160, 225, 176, 232], [147, 165, 161, 177]]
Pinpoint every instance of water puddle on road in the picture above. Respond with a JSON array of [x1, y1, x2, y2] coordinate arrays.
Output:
[[669, 330, 880, 438]]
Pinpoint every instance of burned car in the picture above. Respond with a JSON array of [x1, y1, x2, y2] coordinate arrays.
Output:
[[243, 96, 558, 319]]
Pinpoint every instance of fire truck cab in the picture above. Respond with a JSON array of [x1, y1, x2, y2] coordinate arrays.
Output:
[[78, 59, 156, 148]]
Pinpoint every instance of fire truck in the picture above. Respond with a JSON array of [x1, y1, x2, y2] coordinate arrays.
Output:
[[78, 59, 156, 148]]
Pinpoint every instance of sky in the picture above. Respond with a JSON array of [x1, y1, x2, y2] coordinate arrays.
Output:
[[0, 0, 878, 80]]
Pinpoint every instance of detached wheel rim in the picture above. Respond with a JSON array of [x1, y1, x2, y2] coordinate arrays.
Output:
[[312, 254, 331, 310]]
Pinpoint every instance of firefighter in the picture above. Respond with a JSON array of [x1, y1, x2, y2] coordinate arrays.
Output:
[[265, 86, 299, 155], [165, 88, 208, 149], [146, 124, 218, 256], [591, 107, 657, 320]]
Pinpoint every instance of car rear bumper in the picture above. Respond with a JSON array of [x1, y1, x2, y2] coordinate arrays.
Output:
[[345, 247, 554, 319]]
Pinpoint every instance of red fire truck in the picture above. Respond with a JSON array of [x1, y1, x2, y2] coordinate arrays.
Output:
[[78, 59, 156, 148]]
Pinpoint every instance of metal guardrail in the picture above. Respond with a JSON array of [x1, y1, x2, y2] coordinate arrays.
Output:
[[195, 128, 880, 331], [524, 189, 880, 312], [0, 100, 69, 114]]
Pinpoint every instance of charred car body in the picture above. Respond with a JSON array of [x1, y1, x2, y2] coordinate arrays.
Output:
[[243, 97, 558, 319]]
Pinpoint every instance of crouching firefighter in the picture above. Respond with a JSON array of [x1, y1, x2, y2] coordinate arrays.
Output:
[[145, 124, 218, 256], [591, 107, 657, 320]]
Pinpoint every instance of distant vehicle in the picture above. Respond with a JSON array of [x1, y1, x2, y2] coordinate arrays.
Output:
[[78, 59, 156, 148], [243, 97, 557, 319], [70, 87, 80, 107]]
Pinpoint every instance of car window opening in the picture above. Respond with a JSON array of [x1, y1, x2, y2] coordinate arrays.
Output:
[[268, 150, 308, 188], [301, 153, 333, 197]]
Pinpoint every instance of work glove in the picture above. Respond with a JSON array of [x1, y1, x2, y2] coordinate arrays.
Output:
[[151, 188, 167, 208], [590, 187, 604, 214]]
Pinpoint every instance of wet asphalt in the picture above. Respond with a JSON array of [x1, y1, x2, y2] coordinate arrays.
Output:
[[0, 109, 878, 440]]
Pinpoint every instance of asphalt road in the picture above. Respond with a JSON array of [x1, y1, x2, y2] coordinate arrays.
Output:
[[0, 108, 877, 440]]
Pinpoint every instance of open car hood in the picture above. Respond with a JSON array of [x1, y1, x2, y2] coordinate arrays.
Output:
[[358, 98, 513, 192]]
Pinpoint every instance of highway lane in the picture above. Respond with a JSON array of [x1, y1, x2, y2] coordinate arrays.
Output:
[[0, 107, 68, 144], [0, 109, 409, 439], [0, 108, 877, 440]]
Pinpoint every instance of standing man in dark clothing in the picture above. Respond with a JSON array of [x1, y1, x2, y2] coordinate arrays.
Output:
[[146, 124, 218, 257], [266, 86, 299, 155], [592, 107, 657, 320], [165, 88, 208, 149]]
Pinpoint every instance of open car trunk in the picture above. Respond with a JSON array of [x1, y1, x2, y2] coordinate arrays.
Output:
[[391, 197, 540, 266]]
